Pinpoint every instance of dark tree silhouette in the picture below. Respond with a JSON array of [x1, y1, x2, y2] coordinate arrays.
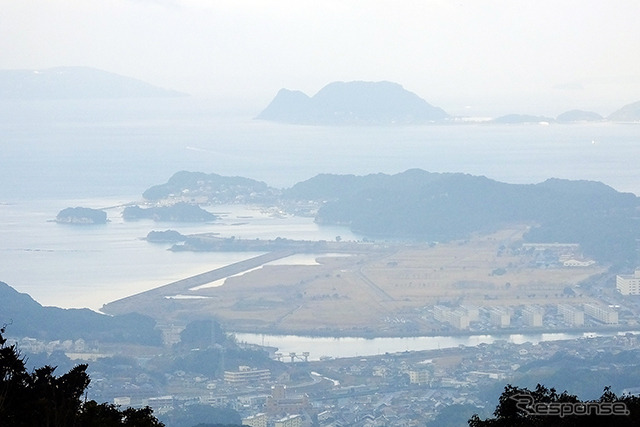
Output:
[[469, 383, 640, 426], [0, 325, 164, 426]]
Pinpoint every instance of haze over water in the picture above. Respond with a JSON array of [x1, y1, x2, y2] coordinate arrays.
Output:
[[2, 98, 639, 199], [1, 98, 639, 310]]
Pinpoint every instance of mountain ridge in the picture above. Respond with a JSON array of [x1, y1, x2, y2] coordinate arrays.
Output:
[[256, 80, 449, 124], [0, 281, 162, 344], [0, 66, 186, 99]]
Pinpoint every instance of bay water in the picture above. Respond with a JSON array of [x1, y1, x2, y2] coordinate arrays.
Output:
[[1, 97, 639, 354]]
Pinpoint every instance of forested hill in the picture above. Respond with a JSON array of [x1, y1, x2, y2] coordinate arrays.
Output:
[[142, 170, 276, 203], [141, 170, 640, 266], [0, 282, 162, 344], [288, 170, 640, 265]]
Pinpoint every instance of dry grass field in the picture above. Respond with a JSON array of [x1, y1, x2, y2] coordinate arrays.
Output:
[[105, 224, 607, 336]]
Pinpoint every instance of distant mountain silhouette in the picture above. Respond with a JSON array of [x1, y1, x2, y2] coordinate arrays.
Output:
[[0, 66, 186, 99], [556, 109, 603, 123], [608, 100, 640, 122], [256, 81, 449, 124]]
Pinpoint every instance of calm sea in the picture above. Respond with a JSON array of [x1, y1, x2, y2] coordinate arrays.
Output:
[[1, 97, 639, 312]]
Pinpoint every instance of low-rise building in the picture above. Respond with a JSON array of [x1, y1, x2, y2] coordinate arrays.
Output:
[[563, 259, 596, 267], [113, 396, 131, 406], [408, 369, 431, 385], [224, 366, 271, 385]]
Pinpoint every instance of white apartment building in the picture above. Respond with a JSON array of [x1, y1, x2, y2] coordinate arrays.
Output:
[[409, 369, 431, 385], [224, 366, 271, 384], [616, 269, 640, 295], [242, 413, 267, 427], [557, 304, 585, 326], [490, 307, 510, 328], [433, 305, 470, 330], [274, 414, 303, 427], [522, 306, 544, 327], [584, 303, 618, 324]]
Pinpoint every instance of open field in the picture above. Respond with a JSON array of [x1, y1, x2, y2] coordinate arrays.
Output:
[[103, 225, 607, 336]]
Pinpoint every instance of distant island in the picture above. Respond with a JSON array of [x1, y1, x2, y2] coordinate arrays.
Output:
[[56, 207, 107, 225], [608, 100, 640, 122], [146, 229, 186, 243], [556, 109, 603, 123], [256, 81, 450, 125], [0, 66, 186, 99], [123, 202, 216, 222], [256, 80, 640, 124]]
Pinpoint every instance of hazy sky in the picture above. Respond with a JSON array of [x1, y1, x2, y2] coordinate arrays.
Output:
[[2, 0, 639, 116]]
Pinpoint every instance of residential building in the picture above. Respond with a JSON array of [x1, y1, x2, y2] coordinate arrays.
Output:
[[224, 366, 271, 384], [274, 414, 303, 427], [522, 306, 544, 327], [242, 413, 267, 427], [266, 384, 311, 415], [584, 303, 618, 324], [616, 269, 640, 295], [461, 305, 480, 322], [489, 307, 510, 328], [433, 305, 470, 330], [409, 369, 431, 385], [563, 259, 596, 267], [557, 304, 585, 326]]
